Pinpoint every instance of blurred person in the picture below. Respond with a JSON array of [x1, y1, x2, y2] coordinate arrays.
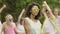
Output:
[[53, 8, 60, 34], [41, 1, 55, 34], [23, 2, 42, 34], [0, 14, 20, 34], [16, 8, 26, 34]]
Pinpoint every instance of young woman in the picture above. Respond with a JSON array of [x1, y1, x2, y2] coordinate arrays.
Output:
[[0, 14, 20, 34], [41, 1, 55, 34], [53, 8, 60, 34], [23, 2, 42, 34], [16, 8, 26, 34]]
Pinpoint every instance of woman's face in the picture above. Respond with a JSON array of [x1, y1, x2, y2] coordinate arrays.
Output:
[[31, 5, 39, 16], [6, 15, 13, 23], [53, 9, 58, 16]]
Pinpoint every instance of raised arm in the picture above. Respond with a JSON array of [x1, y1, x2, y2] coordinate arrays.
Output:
[[41, 6, 48, 18], [17, 8, 25, 23], [0, 4, 6, 13], [42, 1, 56, 23], [41, 1, 49, 19], [43, 1, 56, 19]]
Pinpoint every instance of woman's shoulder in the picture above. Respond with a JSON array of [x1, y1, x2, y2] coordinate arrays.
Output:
[[11, 23, 16, 27], [23, 17, 30, 22], [1, 22, 6, 27], [3, 22, 6, 25], [11, 22, 16, 25], [24, 17, 29, 19], [23, 17, 30, 25]]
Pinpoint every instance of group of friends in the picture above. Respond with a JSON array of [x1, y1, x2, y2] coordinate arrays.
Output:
[[0, 1, 60, 34]]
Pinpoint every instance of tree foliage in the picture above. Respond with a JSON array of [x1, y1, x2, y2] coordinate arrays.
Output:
[[0, 0, 60, 24]]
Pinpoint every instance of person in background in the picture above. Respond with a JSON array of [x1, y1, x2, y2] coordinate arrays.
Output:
[[0, 14, 20, 34], [53, 8, 60, 34], [16, 8, 26, 34], [41, 1, 55, 34]]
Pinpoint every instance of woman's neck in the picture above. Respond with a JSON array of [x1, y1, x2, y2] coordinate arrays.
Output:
[[30, 14, 35, 20], [30, 14, 37, 23]]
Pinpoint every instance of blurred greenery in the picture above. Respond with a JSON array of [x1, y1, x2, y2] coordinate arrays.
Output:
[[0, 0, 60, 24]]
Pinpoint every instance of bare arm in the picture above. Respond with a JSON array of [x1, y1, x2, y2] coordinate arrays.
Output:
[[42, 1, 56, 24], [41, 2, 50, 34], [0, 4, 6, 13], [43, 1, 56, 19], [14, 27, 21, 34], [24, 19, 31, 34], [13, 23, 21, 34], [18, 8, 25, 23]]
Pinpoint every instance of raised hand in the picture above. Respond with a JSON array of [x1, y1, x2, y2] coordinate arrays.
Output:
[[0, 4, 6, 13], [3, 4, 6, 8], [42, 1, 48, 7]]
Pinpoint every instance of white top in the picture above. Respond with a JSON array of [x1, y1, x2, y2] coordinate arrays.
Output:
[[43, 18, 55, 34], [17, 24, 26, 34], [55, 16, 60, 34], [25, 17, 41, 34]]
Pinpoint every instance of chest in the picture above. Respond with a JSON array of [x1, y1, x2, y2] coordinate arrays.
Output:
[[4, 24, 15, 31]]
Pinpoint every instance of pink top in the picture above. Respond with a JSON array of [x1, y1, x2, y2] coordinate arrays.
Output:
[[4, 24, 16, 34]]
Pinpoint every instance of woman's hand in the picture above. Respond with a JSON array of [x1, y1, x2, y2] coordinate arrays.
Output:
[[0, 4, 6, 13], [3, 4, 6, 8], [42, 1, 48, 8]]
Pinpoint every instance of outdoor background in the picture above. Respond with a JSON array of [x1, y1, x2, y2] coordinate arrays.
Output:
[[0, 0, 60, 24]]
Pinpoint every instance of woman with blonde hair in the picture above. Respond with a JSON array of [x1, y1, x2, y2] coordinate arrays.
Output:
[[0, 14, 20, 34]]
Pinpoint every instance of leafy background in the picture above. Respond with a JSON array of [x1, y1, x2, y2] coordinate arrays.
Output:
[[0, 0, 60, 24]]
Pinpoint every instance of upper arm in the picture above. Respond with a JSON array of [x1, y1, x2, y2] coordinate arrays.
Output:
[[24, 19, 31, 34]]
